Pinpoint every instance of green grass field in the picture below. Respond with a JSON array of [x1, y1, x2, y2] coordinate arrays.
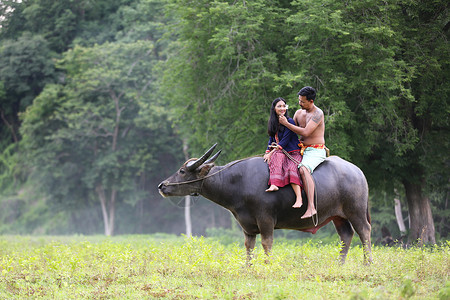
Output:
[[0, 234, 448, 299]]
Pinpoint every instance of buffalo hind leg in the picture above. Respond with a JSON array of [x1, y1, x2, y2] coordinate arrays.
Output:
[[333, 217, 354, 264], [350, 217, 373, 265], [244, 233, 256, 264]]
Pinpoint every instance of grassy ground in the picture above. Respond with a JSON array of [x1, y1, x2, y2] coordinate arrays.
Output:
[[0, 234, 448, 299]]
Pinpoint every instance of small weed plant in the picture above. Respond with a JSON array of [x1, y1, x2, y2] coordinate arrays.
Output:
[[0, 235, 448, 299]]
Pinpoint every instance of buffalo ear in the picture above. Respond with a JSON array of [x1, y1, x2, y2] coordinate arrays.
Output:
[[198, 163, 214, 177]]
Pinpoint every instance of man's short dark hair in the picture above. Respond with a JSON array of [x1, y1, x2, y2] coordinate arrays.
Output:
[[297, 86, 316, 101]]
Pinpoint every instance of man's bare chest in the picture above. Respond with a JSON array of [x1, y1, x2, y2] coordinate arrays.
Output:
[[298, 113, 313, 128]]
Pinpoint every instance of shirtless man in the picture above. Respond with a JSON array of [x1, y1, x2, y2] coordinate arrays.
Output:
[[279, 86, 326, 219]]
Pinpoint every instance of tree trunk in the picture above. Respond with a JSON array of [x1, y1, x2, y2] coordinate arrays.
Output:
[[108, 188, 116, 236], [0, 109, 19, 144], [394, 190, 407, 235], [182, 139, 192, 236], [97, 90, 122, 237], [403, 180, 436, 244], [96, 184, 116, 236], [185, 195, 192, 237], [96, 184, 110, 236]]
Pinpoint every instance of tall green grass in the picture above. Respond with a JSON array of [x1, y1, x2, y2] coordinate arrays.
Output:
[[0, 235, 448, 299]]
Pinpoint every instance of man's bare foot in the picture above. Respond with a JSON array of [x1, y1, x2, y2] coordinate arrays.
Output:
[[301, 209, 317, 219], [265, 185, 279, 192], [292, 198, 303, 208]]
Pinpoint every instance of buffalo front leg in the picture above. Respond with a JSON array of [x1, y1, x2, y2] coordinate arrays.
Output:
[[333, 217, 354, 264], [244, 232, 256, 263], [259, 224, 274, 263], [261, 233, 274, 259]]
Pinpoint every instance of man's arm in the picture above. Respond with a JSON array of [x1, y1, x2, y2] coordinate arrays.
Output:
[[279, 109, 322, 137]]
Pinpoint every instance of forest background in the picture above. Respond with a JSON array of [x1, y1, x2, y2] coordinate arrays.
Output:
[[0, 0, 448, 244]]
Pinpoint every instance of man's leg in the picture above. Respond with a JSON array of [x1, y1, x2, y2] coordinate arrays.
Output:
[[299, 165, 316, 218]]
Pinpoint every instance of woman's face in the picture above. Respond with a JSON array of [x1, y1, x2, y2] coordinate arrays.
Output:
[[274, 101, 287, 117]]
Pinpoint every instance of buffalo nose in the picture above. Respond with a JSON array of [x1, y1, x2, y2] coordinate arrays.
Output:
[[158, 181, 168, 189]]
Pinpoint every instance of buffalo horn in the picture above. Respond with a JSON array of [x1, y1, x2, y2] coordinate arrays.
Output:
[[204, 149, 221, 165], [186, 143, 217, 171]]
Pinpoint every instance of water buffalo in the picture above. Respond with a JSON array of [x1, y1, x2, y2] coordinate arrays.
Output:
[[158, 144, 372, 264]]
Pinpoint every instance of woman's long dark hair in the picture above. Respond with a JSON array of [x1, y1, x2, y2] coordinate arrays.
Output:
[[267, 97, 289, 137]]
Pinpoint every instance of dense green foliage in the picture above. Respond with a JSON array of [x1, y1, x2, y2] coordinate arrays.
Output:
[[163, 0, 448, 242], [0, 0, 448, 241], [0, 235, 449, 299], [0, 0, 190, 236]]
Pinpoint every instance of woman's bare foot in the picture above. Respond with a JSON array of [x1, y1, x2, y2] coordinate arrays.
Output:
[[265, 185, 279, 192], [292, 198, 303, 208], [301, 209, 317, 219]]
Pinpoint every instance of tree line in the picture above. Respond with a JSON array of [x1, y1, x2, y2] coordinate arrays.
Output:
[[0, 0, 448, 243]]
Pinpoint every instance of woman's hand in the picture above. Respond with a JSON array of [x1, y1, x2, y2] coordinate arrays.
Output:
[[264, 152, 273, 163]]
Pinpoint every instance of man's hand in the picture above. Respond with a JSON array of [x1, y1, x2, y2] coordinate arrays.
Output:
[[279, 115, 288, 126]]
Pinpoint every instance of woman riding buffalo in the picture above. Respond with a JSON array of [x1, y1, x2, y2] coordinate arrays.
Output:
[[263, 97, 303, 208]]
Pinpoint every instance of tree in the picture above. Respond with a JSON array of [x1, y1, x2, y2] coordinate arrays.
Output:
[[0, 33, 56, 148], [0, 0, 192, 236], [182, 139, 192, 237], [163, 0, 448, 242], [162, 0, 293, 160], [1, 0, 447, 238], [284, 0, 448, 243], [394, 0, 449, 243], [20, 41, 176, 235], [1, 0, 134, 52]]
